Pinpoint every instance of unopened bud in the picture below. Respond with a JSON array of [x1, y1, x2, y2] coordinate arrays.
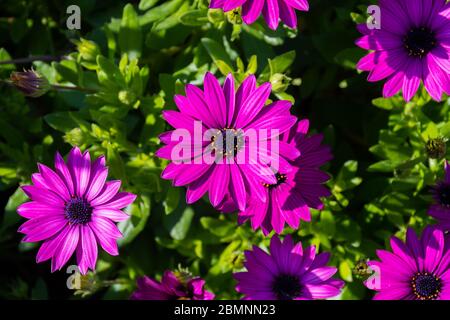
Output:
[[426, 137, 447, 160], [74, 38, 100, 62], [226, 7, 242, 25], [118, 90, 137, 105], [270, 73, 291, 93], [10, 69, 51, 98]]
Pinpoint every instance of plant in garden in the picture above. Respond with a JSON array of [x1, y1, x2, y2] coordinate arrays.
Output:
[[17, 147, 136, 274], [0, 0, 449, 301], [365, 226, 450, 300], [355, 0, 450, 102], [238, 119, 333, 235], [234, 235, 344, 300], [131, 269, 214, 300]]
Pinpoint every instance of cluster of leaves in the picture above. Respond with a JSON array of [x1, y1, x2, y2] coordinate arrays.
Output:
[[0, 0, 448, 300]]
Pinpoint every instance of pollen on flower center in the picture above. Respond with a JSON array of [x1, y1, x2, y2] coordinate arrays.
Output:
[[210, 128, 244, 157], [411, 272, 441, 300], [403, 27, 436, 58], [263, 173, 287, 189], [64, 197, 93, 225], [272, 274, 302, 300], [437, 183, 450, 207]]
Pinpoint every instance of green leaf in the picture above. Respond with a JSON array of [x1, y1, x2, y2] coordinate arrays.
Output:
[[139, 0, 159, 11], [119, 4, 142, 59], [31, 278, 48, 300], [117, 195, 151, 246], [262, 50, 295, 76], [44, 112, 88, 133], [179, 9, 209, 26], [139, 0, 184, 26], [334, 160, 362, 192], [0, 48, 14, 71], [421, 122, 439, 140], [200, 217, 235, 238], [339, 260, 353, 282], [1, 187, 27, 233], [107, 146, 127, 183], [372, 97, 396, 110], [334, 48, 364, 69], [215, 60, 234, 76], [210, 240, 242, 274], [201, 38, 233, 68], [335, 219, 362, 244], [97, 56, 125, 86], [163, 187, 180, 215], [319, 211, 336, 237], [169, 207, 194, 240]]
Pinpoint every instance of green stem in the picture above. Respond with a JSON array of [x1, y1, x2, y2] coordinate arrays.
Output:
[[0, 55, 66, 65], [51, 84, 97, 94]]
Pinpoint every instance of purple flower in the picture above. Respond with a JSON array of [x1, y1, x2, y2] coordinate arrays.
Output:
[[234, 235, 344, 300], [365, 226, 450, 300], [355, 0, 450, 102], [428, 161, 450, 230], [238, 119, 332, 235], [209, 0, 309, 30], [131, 270, 215, 300], [17, 147, 136, 274], [156, 72, 297, 213]]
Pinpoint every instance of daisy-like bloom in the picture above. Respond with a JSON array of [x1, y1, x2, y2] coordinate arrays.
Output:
[[355, 0, 450, 102], [17, 147, 136, 274], [365, 226, 450, 300], [428, 161, 450, 230], [131, 270, 215, 300], [234, 235, 344, 300], [238, 119, 332, 235], [209, 0, 309, 30], [156, 72, 297, 213]]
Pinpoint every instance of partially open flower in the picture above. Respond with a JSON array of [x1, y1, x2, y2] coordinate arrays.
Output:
[[10, 69, 51, 98], [131, 270, 215, 300]]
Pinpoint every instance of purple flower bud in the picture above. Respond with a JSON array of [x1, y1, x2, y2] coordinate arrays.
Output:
[[10, 69, 51, 98]]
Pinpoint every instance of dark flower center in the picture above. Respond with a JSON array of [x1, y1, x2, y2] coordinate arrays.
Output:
[[272, 274, 302, 300], [65, 197, 93, 225], [437, 183, 450, 207], [411, 272, 441, 300], [211, 128, 244, 157], [263, 173, 287, 189], [403, 27, 436, 58]]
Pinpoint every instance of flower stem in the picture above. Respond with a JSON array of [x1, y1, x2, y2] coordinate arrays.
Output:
[[51, 84, 97, 94], [0, 55, 66, 65]]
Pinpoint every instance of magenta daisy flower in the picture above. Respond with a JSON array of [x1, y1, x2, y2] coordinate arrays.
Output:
[[209, 0, 309, 30], [156, 72, 297, 213], [355, 0, 450, 101], [131, 270, 215, 300], [238, 119, 332, 235], [428, 161, 450, 230], [365, 226, 450, 300], [234, 235, 344, 300], [17, 147, 136, 274]]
